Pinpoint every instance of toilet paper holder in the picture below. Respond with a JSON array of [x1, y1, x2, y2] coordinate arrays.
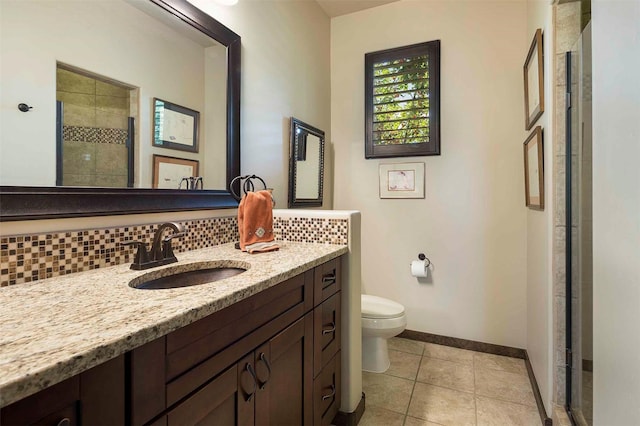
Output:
[[417, 253, 431, 267]]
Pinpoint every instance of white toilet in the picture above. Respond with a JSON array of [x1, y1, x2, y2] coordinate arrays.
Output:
[[361, 294, 407, 373]]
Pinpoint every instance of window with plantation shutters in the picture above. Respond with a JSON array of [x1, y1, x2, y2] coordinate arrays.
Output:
[[365, 40, 440, 158]]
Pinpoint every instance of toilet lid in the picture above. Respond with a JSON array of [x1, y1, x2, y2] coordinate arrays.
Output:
[[361, 294, 405, 319]]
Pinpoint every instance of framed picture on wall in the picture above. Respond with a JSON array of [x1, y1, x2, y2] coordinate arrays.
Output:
[[153, 98, 200, 153], [379, 162, 425, 199], [524, 29, 544, 130], [524, 126, 544, 209], [153, 155, 199, 189]]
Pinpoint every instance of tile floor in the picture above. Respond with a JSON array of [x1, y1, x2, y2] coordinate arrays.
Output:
[[359, 337, 541, 426]]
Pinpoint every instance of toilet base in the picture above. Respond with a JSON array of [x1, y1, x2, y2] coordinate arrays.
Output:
[[362, 336, 391, 373]]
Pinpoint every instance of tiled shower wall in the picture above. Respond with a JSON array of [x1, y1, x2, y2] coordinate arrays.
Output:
[[0, 215, 349, 287]]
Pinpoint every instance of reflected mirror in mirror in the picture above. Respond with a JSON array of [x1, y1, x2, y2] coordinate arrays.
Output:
[[1, 0, 228, 190], [288, 117, 324, 208]]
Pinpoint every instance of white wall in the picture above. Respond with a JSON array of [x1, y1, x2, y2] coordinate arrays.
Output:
[[186, 0, 332, 209], [0, 0, 224, 189], [592, 0, 640, 423], [525, 0, 554, 413], [332, 0, 528, 348]]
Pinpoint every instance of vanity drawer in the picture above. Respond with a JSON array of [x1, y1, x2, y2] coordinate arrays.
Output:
[[313, 257, 341, 305], [313, 292, 341, 378], [166, 270, 313, 380], [313, 351, 341, 426]]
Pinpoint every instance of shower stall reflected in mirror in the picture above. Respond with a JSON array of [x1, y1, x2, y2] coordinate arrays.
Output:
[[565, 22, 592, 426], [56, 64, 136, 188]]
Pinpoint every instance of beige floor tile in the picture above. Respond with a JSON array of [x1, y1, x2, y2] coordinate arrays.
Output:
[[386, 350, 422, 380], [389, 337, 425, 355], [476, 396, 540, 426], [407, 382, 476, 425], [358, 405, 405, 426], [475, 368, 536, 407], [423, 343, 474, 365], [417, 356, 475, 392], [473, 352, 527, 375], [362, 371, 414, 414], [404, 416, 443, 426]]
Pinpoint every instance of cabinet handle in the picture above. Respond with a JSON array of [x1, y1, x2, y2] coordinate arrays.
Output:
[[322, 321, 336, 335], [322, 272, 336, 287], [257, 352, 272, 389], [244, 363, 258, 402], [57, 418, 71, 426], [321, 384, 336, 401]]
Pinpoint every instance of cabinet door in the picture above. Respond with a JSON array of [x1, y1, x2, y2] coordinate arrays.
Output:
[[314, 292, 341, 378], [254, 313, 313, 426], [0, 377, 79, 426], [0, 355, 124, 426], [166, 353, 254, 426], [313, 351, 341, 426]]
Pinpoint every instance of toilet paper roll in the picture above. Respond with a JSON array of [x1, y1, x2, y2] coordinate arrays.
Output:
[[411, 260, 429, 277]]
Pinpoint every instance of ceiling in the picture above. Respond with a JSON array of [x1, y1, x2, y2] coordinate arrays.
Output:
[[315, 0, 400, 17]]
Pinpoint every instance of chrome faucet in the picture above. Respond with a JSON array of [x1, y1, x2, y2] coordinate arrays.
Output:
[[124, 222, 186, 270]]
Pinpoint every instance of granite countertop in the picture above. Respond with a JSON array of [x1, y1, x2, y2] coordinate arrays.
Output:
[[0, 241, 348, 408]]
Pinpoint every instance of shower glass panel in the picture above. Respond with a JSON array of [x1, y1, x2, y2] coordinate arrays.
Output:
[[56, 65, 135, 188], [566, 22, 593, 426]]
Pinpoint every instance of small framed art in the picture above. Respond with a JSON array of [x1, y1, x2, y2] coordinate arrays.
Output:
[[379, 162, 425, 199], [524, 126, 544, 209], [524, 29, 544, 130]]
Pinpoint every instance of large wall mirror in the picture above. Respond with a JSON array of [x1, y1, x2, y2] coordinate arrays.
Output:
[[0, 0, 240, 220], [288, 117, 324, 208]]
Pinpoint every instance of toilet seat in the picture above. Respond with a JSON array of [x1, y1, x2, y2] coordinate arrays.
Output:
[[361, 294, 405, 319]]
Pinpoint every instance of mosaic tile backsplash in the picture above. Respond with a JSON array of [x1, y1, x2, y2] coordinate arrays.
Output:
[[1, 215, 348, 286]]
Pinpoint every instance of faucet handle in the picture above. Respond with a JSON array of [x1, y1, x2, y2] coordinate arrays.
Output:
[[123, 241, 151, 270], [162, 232, 185, 260]]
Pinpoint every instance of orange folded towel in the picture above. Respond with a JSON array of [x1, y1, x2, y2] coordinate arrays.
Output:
[[238, 190, 279, 254]]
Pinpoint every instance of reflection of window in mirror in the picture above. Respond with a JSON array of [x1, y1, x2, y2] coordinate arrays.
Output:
[[296, 129, 308, 161], [295, 134, 321, 199], [56, 64, 137, 188]]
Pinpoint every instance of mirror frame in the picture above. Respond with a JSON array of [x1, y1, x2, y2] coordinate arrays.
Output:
[[288, 117, 324, 208], [0, 0, 240, 221]]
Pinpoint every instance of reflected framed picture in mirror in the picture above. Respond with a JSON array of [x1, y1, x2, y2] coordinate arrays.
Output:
[[153, 155, 199, 189], [524, 126, 544, 209], [288, 117, 324, 208], [153, 98, 200, 153]]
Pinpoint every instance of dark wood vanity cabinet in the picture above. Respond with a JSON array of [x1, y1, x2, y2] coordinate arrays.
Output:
[[157, 313, 315, 426], [0, 355, 125, 426], [0, 256, 343, 426], [134, 256, 343, 426]]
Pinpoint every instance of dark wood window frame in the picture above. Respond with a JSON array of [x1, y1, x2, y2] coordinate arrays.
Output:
[[365, 40, 440, 159]]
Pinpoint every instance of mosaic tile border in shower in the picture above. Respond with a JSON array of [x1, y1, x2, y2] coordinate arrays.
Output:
[[63, 125, 128, 144], [0, 215, 349, 287]]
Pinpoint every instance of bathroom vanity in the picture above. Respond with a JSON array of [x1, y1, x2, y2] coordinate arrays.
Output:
[[0, 242, 347, 425]]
